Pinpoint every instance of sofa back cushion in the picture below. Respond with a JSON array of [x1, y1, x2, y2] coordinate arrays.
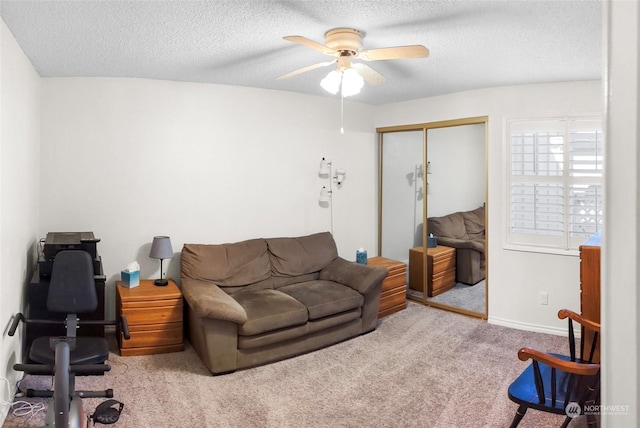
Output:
[[181, 239, 272, 291], [267, 232, 338, 288], [427, 212, 468, 240], [462, 206, 485, 240]]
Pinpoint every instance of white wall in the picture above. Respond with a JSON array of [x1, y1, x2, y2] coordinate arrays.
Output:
[[380, 130, 423, 263], [39, 78, 378, 317], [374, 81, 602, 334], [602, 1, 639, 426], [0, 19, 41, 419], [427, 124, 486, 217]]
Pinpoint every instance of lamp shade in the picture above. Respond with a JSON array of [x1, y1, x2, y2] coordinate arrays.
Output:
[[319, 186, 331, 202], [149, 236, 173, 260], [319, 158, 331, 176]]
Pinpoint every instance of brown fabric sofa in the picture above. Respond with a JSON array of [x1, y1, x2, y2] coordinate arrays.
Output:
[[181, 232, 388, 375], [427, 206, 486, 285]]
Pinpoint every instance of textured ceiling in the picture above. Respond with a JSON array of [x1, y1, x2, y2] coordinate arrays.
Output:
[[0, 0, 602, 105]]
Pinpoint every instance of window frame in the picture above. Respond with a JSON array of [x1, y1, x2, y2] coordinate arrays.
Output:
[[504, 116, 603, 254]]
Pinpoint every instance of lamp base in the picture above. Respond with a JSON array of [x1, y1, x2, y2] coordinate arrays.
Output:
[[154, 279, 168, 286]]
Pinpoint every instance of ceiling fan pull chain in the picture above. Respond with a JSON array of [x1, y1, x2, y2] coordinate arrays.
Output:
[[340, 89, 345, 135]]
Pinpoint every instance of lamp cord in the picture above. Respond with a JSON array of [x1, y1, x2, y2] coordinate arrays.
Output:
[[330, 164, 335, 235]]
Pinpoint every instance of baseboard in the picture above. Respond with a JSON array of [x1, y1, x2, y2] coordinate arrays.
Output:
[[488, 316, 570, 337]]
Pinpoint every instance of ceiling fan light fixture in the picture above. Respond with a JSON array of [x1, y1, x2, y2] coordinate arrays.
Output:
[[341, 68, 364, 97], [320, 70, 342, 94]]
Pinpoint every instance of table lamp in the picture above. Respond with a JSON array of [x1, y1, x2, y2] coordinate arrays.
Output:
[[149, 236, 173, 286]]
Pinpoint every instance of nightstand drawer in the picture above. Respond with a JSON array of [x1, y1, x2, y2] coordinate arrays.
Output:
[[382, 271, 406, 291], [379, 287, 407, 312], [121, 302, 182, 325], [433, 254, 455, 275], [429, 267, 456, 297], [121, 297, 182, 309], [121, 323, 183, 349]]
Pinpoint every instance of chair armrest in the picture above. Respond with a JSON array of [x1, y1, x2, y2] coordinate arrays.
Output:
[[119, 315, 130, 340], [558, 309, 600, 332], [319, 257, 388, 294], [435, 237, 485, 252], [8, 313, 25, 336], [518, 348, 600, 376], [182, 278, 247, 324]]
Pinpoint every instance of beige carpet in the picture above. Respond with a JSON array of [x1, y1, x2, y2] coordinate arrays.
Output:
[[3, 302, 591, 428], [427, 280, 486, 313]]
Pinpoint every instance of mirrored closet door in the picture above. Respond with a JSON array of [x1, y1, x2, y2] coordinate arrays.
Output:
[[378, 117, 488, 318]]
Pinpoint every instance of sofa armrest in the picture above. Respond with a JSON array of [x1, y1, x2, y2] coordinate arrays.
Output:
[[436, 237, 485, 253], [319, 257, 388, 294], [181, 278, 247, 324]]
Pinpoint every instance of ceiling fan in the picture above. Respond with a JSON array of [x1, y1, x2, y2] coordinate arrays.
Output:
[[277, 28, 429, 94]]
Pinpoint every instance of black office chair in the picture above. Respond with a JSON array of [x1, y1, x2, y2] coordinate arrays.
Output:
[[9, 250, 129, 427]]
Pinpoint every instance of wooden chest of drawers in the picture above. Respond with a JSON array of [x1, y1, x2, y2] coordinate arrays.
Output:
[[579, 232, 601, 362], [116, 279, 184, 356], [409, 246, 456, 297], [366, 256, 407, 318]]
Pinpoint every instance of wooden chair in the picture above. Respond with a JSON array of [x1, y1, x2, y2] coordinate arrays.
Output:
[[507, 309, 600, 428]]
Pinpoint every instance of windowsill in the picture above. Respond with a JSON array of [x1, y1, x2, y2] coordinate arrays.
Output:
[[503, 244, 579, 257]]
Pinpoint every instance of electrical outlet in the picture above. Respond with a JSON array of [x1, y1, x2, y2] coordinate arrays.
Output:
[[540, 292, 549, 305]]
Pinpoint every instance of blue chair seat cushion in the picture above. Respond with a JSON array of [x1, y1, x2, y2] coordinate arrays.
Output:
[[508, 353, 596, 413], [29, 336, 109, 365]]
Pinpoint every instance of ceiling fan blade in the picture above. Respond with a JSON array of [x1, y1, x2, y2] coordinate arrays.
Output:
[[283, 36, 336, 55], [352, 63, 387, 86], [276, 60, 337, 80], [359, 45, 430, 61]]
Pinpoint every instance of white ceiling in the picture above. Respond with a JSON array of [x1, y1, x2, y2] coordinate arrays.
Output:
[[0, 0, 602, 105]]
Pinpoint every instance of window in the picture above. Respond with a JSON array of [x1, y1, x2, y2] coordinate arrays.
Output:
[[507, 118, 603, 251]]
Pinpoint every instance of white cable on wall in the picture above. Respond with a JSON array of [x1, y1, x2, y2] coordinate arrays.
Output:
[[1, 376, 46, 420]]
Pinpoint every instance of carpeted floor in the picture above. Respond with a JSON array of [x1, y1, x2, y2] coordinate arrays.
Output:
[[427, 280, 486, 313], [3, 302, 591, 428]]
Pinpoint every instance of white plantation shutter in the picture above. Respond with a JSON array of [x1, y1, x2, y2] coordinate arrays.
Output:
[[567, 120, 604, 247], [508, 118, 603, 250]]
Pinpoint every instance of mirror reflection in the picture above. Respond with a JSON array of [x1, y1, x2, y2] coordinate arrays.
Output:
[[378, 118, 488, 318]]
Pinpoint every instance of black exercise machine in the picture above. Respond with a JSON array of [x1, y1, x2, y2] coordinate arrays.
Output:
[[9, 250, 130, 427]]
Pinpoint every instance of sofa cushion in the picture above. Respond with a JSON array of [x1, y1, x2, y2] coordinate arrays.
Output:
[[278, 280, 364, 320], [238, 323, 309, 350], [462, 206, 485, 240], [267, 232, 338, 279], [181, 239, 271, 288], [271, 272, 320, 289], [233, 289, 308, 336], [428, 212, 468, 240]]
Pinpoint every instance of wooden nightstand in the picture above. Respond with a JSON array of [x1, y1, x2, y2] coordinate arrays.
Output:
[[409, 246, 456, 297], [116, 279, 184, 356], [367, 256, 407, 318]]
